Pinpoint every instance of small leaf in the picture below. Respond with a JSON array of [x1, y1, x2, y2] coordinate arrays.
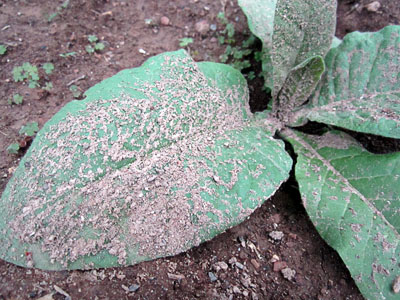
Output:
[[42, 63, 54, 75], [7, 143, 20, 155], [179, 38, 193, 47], [43, 82, 53, 91], [19, 122, 39, 137], [295, 26, 400, 139], [0, 50, 292, 270], [85, 45, 95, 54], [283, 129, 400, 300], [94, 42, 105, 51], [0, 45, 7, 55], [277, 56, 325, 121], [88, 35, 98, 43], [59, 52, 76, 58], [12, 66, 25, 82], [12, 94, 24, 105]]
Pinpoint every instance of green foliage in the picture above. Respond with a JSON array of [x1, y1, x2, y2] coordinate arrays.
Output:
[[12, 62, 40, 88], [1, 4, 399, 299], [0, 45, 7, 55], [8, 93, 24, 105], [238, 0, 400, 298], [69, 84, 81, 98], [19, 122, 39, 137], [178, 37, 193, 47], [86, 35, 105, 53], [88, 35, 98, 43], [0, 50, 291, 270], [59, 52, 76, 58], [6, 143, 20, 155], [43, 82, 53, 92], [48, 0, 70, 22], [42, 63, 54, 75]]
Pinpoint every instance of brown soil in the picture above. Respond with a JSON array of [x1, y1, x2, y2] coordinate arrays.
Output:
[[0, 0, 399, 299]]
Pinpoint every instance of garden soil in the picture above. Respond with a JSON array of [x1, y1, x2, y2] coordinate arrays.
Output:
[[0, 0, 399, 299]]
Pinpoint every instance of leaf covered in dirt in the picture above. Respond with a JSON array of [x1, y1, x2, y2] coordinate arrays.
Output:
[[0, 50, 292, 270], [283, 129, 400, 300], [295, 26, 400, 138], [271, 0, 336, 99]]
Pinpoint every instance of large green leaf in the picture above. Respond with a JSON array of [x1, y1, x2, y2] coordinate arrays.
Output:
[[295, 26, 400, 138], [283, 128, 400, 300], [0, 50, 292, 270], [238, 0, 277, 91], [271, 0, 336, 99]]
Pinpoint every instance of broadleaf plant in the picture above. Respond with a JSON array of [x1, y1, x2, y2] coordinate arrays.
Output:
[[0, 1, 399, 299]]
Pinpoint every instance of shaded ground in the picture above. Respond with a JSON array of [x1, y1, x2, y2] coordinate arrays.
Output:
[[0, 0, 399, 299]]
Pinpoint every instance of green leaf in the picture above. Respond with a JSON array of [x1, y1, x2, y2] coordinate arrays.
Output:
[[295, 26, 400, 139], [277, 55, 325, 120], [59, 52, 76, 58], [7, 143, 20, 155], [12, 93, 24, 105], [19, 122, 39, 137], [88, 35, 98, 43], [271, 0, 336, 98], [0, 50, 292, 270], [85, 45, 95, 54], [283, 129, 400, 300], [94, 42, 105, 51], [43, 82, 53, 91], [0, 45, 7, 55], [12, 66, 25, 82], [42, 63, 54, 75], [179, 37, 193, 47]]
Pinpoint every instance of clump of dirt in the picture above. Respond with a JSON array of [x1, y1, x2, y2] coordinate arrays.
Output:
[[0, 0, 399, 299]]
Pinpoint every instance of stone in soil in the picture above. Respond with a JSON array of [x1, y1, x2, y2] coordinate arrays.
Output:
[[269, 231, 284, 241], [195, 20, 210, 35], [281, 267, 296, 281]]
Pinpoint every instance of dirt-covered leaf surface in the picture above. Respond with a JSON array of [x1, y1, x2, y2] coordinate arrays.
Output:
[[271, 0, 336, 99], [0, 50, 292, 270], [296, 26, 400, 138], [283, 129, 400, 300]]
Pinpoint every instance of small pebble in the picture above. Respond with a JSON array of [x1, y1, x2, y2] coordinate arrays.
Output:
[[270, 254, 280, 263], [232, 286, 241, 294], [235, 262, 244, 270], [208, 272, 218, 282], [195, 20, 210, 35], [269, 231, 284, 241], [365, 1, 381, 12], [273, 261, 287, 272], [128, 284, 140, 292], [160, 16, 170, 26], [213, 261, 229, 271], [281, 267, 296, 281], [210, 24, 217, 31], [250, 258, 260, 269]]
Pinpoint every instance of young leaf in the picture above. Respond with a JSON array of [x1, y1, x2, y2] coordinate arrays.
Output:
[[7, 143, 20, 155], [19, 122, 39, 137], [179, 37, 193, 47], [283, 129, 400, 300], [88, 35, 98, 43], [12, 93, 24, 105], [0, 50, 292, 270], [277, 55, 325, 121], [271, 0, 336, 98], [0, 45, 7, 55], [94, 42, 105, 51], [294, 26, 400, 139], [42, 63, 54, 75]]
